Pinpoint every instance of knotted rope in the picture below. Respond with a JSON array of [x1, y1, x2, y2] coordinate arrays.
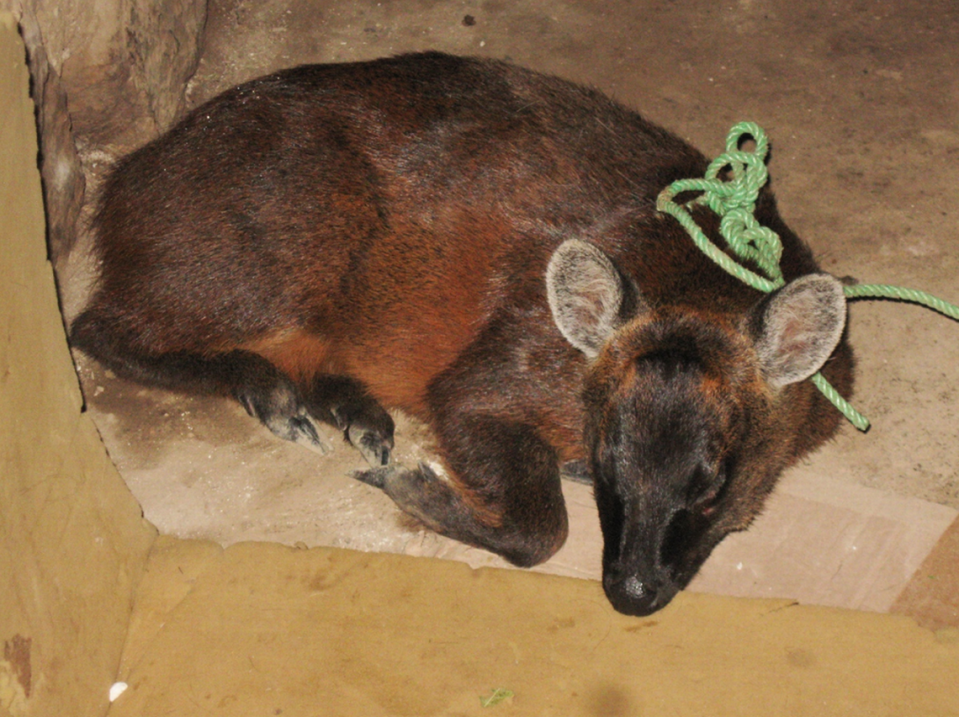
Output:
[[656, 121, 959, 432]]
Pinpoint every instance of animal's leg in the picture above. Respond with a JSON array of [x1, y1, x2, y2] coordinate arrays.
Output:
[[302, 375, 395, 466], [354, 414, 568, 567], [71, 311, 334, 453], [145, 351, 334, 455], [228, 355, 333, 455]]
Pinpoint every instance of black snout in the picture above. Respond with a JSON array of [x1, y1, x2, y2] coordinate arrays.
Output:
[[603, 570, 678, 617], [599, 503, 701, 616]]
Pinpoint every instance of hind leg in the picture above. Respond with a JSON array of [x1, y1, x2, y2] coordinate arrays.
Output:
[[70, 310, 335, 453], [139, 350, 335, 455], [302, 375, 394, 466]]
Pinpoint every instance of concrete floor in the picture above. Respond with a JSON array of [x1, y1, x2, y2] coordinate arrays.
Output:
[[65, 0, 959, 618]]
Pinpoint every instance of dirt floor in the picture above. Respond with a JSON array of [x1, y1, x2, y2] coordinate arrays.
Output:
[[61, 0, 959, 617]]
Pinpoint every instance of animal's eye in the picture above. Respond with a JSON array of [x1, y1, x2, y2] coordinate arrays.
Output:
[[688, 460, 729, 514]]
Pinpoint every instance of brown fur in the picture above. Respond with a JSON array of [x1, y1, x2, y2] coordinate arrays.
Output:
[[70, 52, 854, 615]]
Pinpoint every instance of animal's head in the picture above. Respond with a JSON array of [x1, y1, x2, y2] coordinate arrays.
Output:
[[546, 239, 848, 616]]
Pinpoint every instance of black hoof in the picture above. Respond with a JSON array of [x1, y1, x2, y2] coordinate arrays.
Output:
[[239, 383, 333, 455], [347, 425, 393, 466]]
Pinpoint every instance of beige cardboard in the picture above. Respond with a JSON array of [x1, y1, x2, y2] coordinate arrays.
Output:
[[0, 15, 155, 717], [689, 467, 959, 612], [109, 541, 959, 717], [893, 515, 959, 629]]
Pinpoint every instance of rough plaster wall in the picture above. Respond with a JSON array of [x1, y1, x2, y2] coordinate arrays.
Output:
[[14, 2, 86, 271], [0, 14, 156, 717], [127, 0, 207, 130], [5, 0, 206, 267]]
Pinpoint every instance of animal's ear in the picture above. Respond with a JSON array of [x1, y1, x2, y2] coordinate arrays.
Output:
[[547, 240, 628, 358], [751, 273, 847, 388]]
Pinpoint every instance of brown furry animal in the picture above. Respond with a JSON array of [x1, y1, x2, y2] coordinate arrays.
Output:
[[71, 52, 853, 616]]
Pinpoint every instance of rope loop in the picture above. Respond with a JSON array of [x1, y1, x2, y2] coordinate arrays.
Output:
[[657, 123, 785, 291], [656, 121, 959, 432]]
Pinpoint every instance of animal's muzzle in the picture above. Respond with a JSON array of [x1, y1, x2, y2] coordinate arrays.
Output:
[[602, 569, 679, 616]]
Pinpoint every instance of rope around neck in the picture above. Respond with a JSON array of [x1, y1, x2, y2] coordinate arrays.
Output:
[[656, 121, 959, 432]]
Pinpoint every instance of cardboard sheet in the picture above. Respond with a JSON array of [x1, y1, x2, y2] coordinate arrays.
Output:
[[0, 17, 155, 717], [108, 539, 959, 717], [893, 516, 959, 629]]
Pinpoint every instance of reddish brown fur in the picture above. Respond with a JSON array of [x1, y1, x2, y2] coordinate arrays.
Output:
[[71, 52, 854, 616]]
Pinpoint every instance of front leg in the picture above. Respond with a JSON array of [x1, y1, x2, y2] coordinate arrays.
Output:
[[303, 375, 395, 466], [355, 415, 568, 567]]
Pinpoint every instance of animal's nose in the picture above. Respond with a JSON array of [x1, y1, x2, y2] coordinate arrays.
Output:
[[622, 577, 648, 601], [603, 573, 675, 616]]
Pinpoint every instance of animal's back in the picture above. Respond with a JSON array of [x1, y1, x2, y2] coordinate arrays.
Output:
[[79, 54, 694, 412], [77, 51, 825, 417]]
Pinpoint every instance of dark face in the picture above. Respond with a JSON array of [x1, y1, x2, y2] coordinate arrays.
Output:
[[547, 238, 850, 617], [584, 313, 770, 616]]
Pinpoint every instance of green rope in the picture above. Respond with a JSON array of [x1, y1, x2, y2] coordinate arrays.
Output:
[[657, 122, 785, 292], [810, 373, 869, 432], [842, 283, 959, 320], [656, 122, 959, 432]]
